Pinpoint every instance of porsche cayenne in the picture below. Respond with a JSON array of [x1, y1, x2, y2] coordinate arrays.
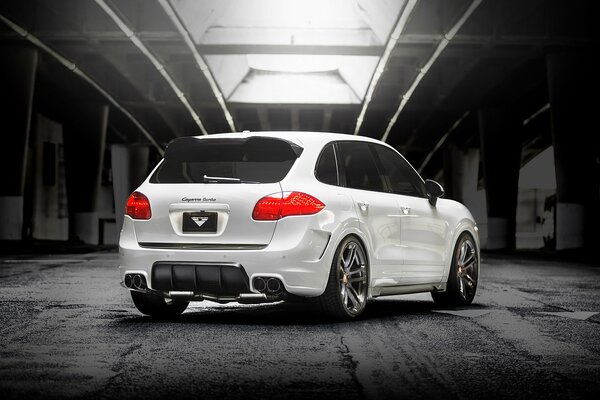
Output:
[[119, 132, 479, 319]]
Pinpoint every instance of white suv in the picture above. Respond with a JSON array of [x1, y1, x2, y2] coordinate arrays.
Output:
[[119, 132, 479, 319]]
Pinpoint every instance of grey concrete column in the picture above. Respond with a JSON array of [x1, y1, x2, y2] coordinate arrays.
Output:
[[443, 148, 480, 204], [111, 144, 150, 231], [63, 105, 109, 244], [30, 114, 69, 240], [478, 107, 522, 250], [0, 46, 38, 239], [546, 53, 599, 250]]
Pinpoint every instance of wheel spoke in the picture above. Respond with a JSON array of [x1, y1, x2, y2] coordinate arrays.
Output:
[[343, 245, 357, 270], [351, 249, 360, 269], [463, 261, 475, 273], [462, 257, 475, 269], [459, 276, 465, 295], [341, 251, 349, 269], [341, 284, 348, 305], [346, 285, 361, 309], [339, 263, 346, 280], [461, 242, 469, 264], [347, 264, 365, 276], [462, 253, 475, 267], [464, 274, 475, 286]]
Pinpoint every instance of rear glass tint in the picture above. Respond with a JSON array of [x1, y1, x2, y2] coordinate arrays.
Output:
[[150, 136, 302, 184]]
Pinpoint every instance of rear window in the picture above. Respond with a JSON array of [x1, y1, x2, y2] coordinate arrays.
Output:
[[315, 143, 338, 185], [150, 136, 302, 184]]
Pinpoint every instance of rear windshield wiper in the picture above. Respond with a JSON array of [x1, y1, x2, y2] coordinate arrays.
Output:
[[203, 175, 258, 184]]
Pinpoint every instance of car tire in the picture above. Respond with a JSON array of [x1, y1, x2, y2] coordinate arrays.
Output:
[[318, 236, 369, 320], [130, 291, 189, 318], [432, 232, 479, 307]]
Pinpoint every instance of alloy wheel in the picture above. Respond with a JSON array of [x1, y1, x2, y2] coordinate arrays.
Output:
[[337, 241, 368, 316], [456, 237, 478, 301]]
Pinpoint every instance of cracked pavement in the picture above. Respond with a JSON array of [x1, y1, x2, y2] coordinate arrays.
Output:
[[0, 250, 599, 399]]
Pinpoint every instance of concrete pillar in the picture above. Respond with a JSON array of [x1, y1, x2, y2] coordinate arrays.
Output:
[[0, 46, 38, 239], [30, 114, 69, 240], [63, 104, 109, 244], [546, 53, 599, 250], [443, 148, 480, 203], [111, 144, 150, 231], [478, 107, 522, 249]]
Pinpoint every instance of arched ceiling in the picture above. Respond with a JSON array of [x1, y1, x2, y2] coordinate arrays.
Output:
[[0, 0, 597, 177]]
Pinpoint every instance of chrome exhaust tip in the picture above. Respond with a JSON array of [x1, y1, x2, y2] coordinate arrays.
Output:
[[124, 274, 133, 288], [132, 274, 146, 289], [132, 274, 142, 288], [266, 278, 282, 293], [253, 277, 267, 293]]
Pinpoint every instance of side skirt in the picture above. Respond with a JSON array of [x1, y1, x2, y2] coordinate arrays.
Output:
[[370, 282, 447, 298]]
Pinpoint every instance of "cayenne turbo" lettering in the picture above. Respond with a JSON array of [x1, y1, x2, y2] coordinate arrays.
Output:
[[182, 197, 216, 202]]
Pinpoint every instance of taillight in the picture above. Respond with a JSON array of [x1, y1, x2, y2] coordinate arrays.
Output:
[[125, 191, 152, 220], [253, 192, 325, 221]]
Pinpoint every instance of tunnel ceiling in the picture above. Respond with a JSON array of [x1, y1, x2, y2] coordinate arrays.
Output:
[[0, 0, 597, 177]]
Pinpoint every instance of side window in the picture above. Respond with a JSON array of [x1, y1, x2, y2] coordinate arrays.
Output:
[[315, 143, 338, 185], [372, 145, 426, 197], [337, 142, 384, 192]]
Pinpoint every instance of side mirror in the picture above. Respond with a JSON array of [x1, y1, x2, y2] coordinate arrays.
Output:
[[425, 179, 444, 206]]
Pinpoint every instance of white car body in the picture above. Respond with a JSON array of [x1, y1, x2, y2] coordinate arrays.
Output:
[[119, 132, 479, 317]]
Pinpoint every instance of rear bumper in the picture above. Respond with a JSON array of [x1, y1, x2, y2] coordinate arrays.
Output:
[[118, 216, 334, 298]]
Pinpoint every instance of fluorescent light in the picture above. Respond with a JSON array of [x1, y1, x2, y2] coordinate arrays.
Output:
[[247, 54, 340, 73], [229, 70, 360, 104]]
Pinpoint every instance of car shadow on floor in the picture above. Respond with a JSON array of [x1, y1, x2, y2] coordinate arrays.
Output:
[[116, 298, 491, 326]]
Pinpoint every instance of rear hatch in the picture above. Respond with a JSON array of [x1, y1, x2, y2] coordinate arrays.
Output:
[[134, 136, 302, 248]]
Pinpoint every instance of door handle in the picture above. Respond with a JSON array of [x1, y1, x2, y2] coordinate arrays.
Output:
[[400, 206, 411, 215], [357, 201, 369, 211]]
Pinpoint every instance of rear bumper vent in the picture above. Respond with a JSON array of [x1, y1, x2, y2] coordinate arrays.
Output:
[[151, 262, 249, 296]]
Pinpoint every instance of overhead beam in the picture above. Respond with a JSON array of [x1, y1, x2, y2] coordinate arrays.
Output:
[[10, 31, 593, 49], [418, 111, 471, 173], [381, 0, 484, 142], [354, 0, 419, 135], [0, 12, 163, 153], [196, 44, 384, 56], [200, 27, 377, 47], [395, 34, 597, 47], [158, 0, 236, 132], [94, 0, 209, 135]]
